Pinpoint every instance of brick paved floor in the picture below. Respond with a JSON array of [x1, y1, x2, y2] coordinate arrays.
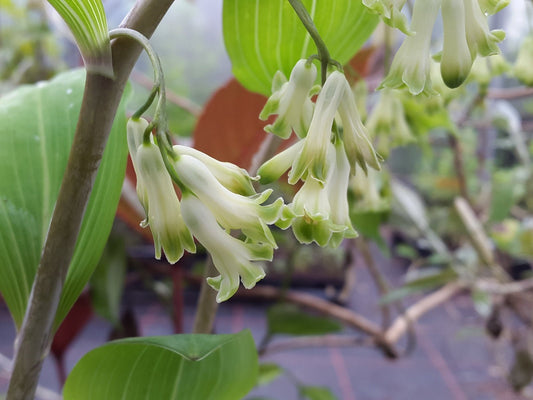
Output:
[[0, 249, 528, 400]]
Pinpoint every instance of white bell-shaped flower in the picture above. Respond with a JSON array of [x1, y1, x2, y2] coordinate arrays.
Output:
[[181, 193, 270, 302], [174, 154, 284, 247], [380, 0, 441, 95], [173, 145, 257, 196], [128, 118, 195, 263]]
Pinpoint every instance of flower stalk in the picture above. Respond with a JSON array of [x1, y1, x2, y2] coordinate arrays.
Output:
[[287, 0, 340, 84], [6, 1, 176, 399]]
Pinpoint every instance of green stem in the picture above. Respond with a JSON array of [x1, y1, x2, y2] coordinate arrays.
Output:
[[109, 28, 164, 119], [193, 257, 220, 333], [6, 1, 175, 399], [108, 28, 179, 192], [287, 0, 332, 84]]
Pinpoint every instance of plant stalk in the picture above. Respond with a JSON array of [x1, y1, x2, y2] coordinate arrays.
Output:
[[287, 0, 332, 84], [193, 257, 219, 333], [6, 1, 175, 398]]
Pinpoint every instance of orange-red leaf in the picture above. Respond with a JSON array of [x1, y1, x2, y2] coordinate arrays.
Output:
[[193, 78, 270, 169]]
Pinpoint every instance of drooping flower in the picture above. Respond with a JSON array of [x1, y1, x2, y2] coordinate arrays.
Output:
[[288, 71, 346, 184], [127, 118, 195, 263], [127, 117, 150, 208], [325, 140, 359, 247], [260, 59, 318, 139], [366, 88, 414, 158], [363, 0, 412, 35], [380, 0, 441, 95], [337, 74, 382, 173], [513, 35, 533, 86], [440, 0, 474, 88], [173, 144, 257, 196], [280, 142, 357, 247], [288, 71, 381, 184], [173, 154, 284, 247], [464, 0, 505, 59], [181, 193, 270, 302], [350, 164, 390, 212]]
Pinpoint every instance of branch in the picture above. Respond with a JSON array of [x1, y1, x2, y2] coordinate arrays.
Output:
[[488, 86, 533, 100], [447, 133, 470, 204], [384, 283, 464, 343], [476, 277, 533, 295], [0, 354, 61, 400], [355, 238, 392, 328], [192, 257, 219, 333], [261, 334, 373, 355], [7, 1, 175, 398], [454, 197, 510, 282], [238, 285, 399, 358]]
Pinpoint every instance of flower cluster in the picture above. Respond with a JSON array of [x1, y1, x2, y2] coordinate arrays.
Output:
[[128, 61, 382, 300], [128, 119, 284, 302], [259, 61, 381, 247], [368, 0, 507, 94], [366, 88, 414, 159]]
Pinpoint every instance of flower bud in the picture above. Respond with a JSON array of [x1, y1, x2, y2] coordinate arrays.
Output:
[[173, 145, 257, 196]]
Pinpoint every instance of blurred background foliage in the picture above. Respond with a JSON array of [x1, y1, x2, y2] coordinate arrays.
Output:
[[4, 0, 533, 397]]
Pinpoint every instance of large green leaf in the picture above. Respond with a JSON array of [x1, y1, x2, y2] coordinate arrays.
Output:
[[0, 69, 129, 329], [63, 331, 258, 400], [223, 0, 378, 95]]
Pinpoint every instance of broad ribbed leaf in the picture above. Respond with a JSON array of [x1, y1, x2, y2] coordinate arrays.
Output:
[[223, 0, 379, 95], [0, 69, 129, 329], [47, 0, 112, 76], [63, 331, 258, 400]]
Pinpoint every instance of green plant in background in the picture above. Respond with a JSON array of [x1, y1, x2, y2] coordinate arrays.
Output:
[[3, 0, 533, 399]]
